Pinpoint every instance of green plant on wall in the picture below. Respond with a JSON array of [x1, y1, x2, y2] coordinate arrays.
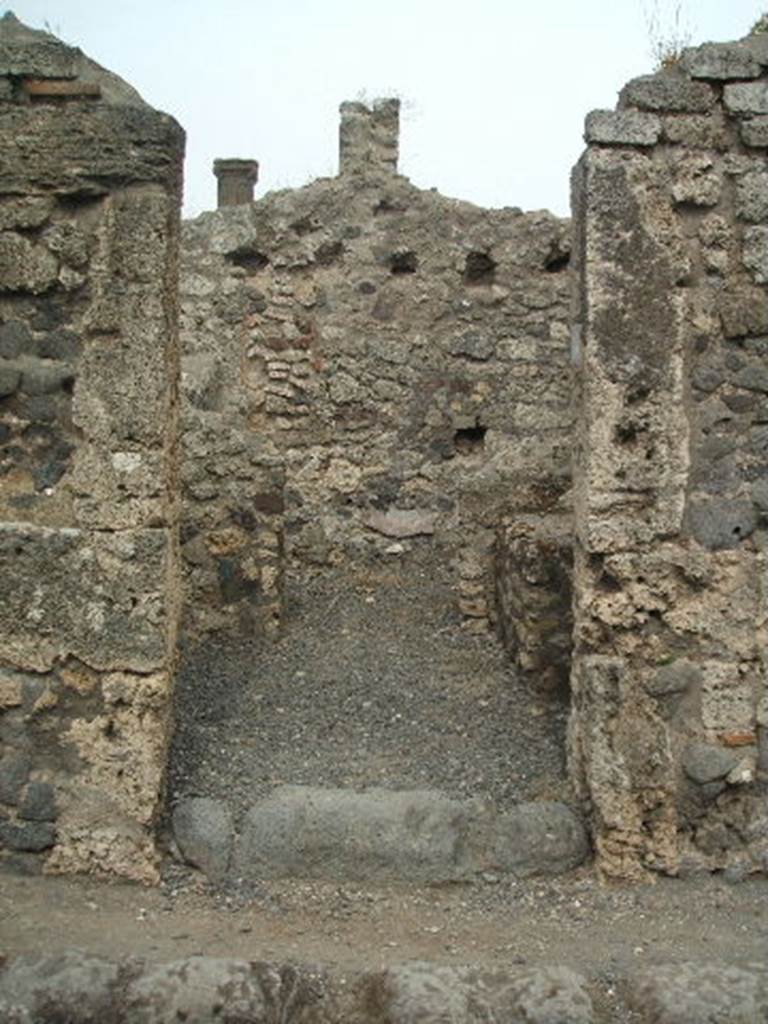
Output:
[[751, 11, 768, 33], [642, 0, 693, 69]]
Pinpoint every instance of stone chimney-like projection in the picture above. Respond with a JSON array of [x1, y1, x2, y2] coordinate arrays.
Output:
[[213, 158, 259, 207], [339, 97, 400, 175]]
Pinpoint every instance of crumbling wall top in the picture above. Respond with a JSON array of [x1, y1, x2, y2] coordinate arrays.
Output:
[[339, 97, 400, 177], [0, 10, 148, 106]]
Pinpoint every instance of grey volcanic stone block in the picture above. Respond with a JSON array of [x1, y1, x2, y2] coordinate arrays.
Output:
[[647, 659, 702, 698], [18, 781, 56, 822], [0, 320, 33, 358], [686, 497, 757, 550], [682, 42, 762, 80], [235, 786, 491, 882], [0, 952, 120, 1024], [0, 753, 30, 804], [172, 796, 233, 881], [626, 962, 768, 1023], [0, 365, 20, 397], [742, 117, 768, 147], [374, 962, 594, 1024], [125, 958, 266, 1024], [493, 802, 588, 876], [124, 959, 335, 1024], [724, 81, 768, 115], [619, 72, 714, 113], [0, 819, 55, 852], [0, 525, 169, 673], [19, 361, 75, 396], [584, 110, 661, 146], [683, 742, 738, 784]]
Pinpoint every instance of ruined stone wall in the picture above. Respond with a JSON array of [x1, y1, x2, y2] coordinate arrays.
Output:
[[494, 513, 573, 698], [569, 35, 768, 879], [180, 101, 573, 642], [0, 16, 184, 882]]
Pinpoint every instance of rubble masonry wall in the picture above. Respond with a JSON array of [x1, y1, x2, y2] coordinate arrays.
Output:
[[569, 35, 768, 879], [0, 16, 184, 882], [179, 102, 573, 645]]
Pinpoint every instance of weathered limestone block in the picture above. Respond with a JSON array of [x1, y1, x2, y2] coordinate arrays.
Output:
[[669, 152, 722, 206], [45, 670, 171, 883], [571, 149, 689, 556], [0, 525, 171, 673], [0, 106, 182, 196], [0, 233, 58, 293], [735, 168, 768, 223], [743, 226, 768, 283]]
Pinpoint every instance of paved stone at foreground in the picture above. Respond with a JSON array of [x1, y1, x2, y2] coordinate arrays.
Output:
[[0, 953, 595, 1023], [4, 951, 768, 1023], [123, 959, 335, 1024], [375, 962, 593, 1024], [626, 963, 768, 1024], [0, 951, 121, 1023]]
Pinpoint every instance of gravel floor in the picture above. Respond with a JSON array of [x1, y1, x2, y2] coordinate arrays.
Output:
[[168, 548, 571, 829]]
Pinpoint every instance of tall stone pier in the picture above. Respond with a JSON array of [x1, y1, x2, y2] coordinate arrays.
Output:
[[0, 15, 184, 881], [570, 35, 768, 879]]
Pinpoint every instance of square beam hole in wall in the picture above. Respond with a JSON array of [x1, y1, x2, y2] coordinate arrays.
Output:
[[544, 241, 570, 273], [463, 251, 496, 285], [454, 420, 487, 455], [389, 250, 418, 274], [225, 247, 270, 273]]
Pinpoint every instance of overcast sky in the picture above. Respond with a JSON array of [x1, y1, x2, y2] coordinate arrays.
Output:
[[6, 1, 766, 217]]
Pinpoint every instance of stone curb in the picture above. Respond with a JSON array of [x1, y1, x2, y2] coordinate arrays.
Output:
[[173, 786, 589, 885], [2, 952, 768, 1023]]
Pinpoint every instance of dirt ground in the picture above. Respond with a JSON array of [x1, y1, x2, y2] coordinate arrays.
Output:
[[168, 551, 571, 835], [2, 867, 767, 988]]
